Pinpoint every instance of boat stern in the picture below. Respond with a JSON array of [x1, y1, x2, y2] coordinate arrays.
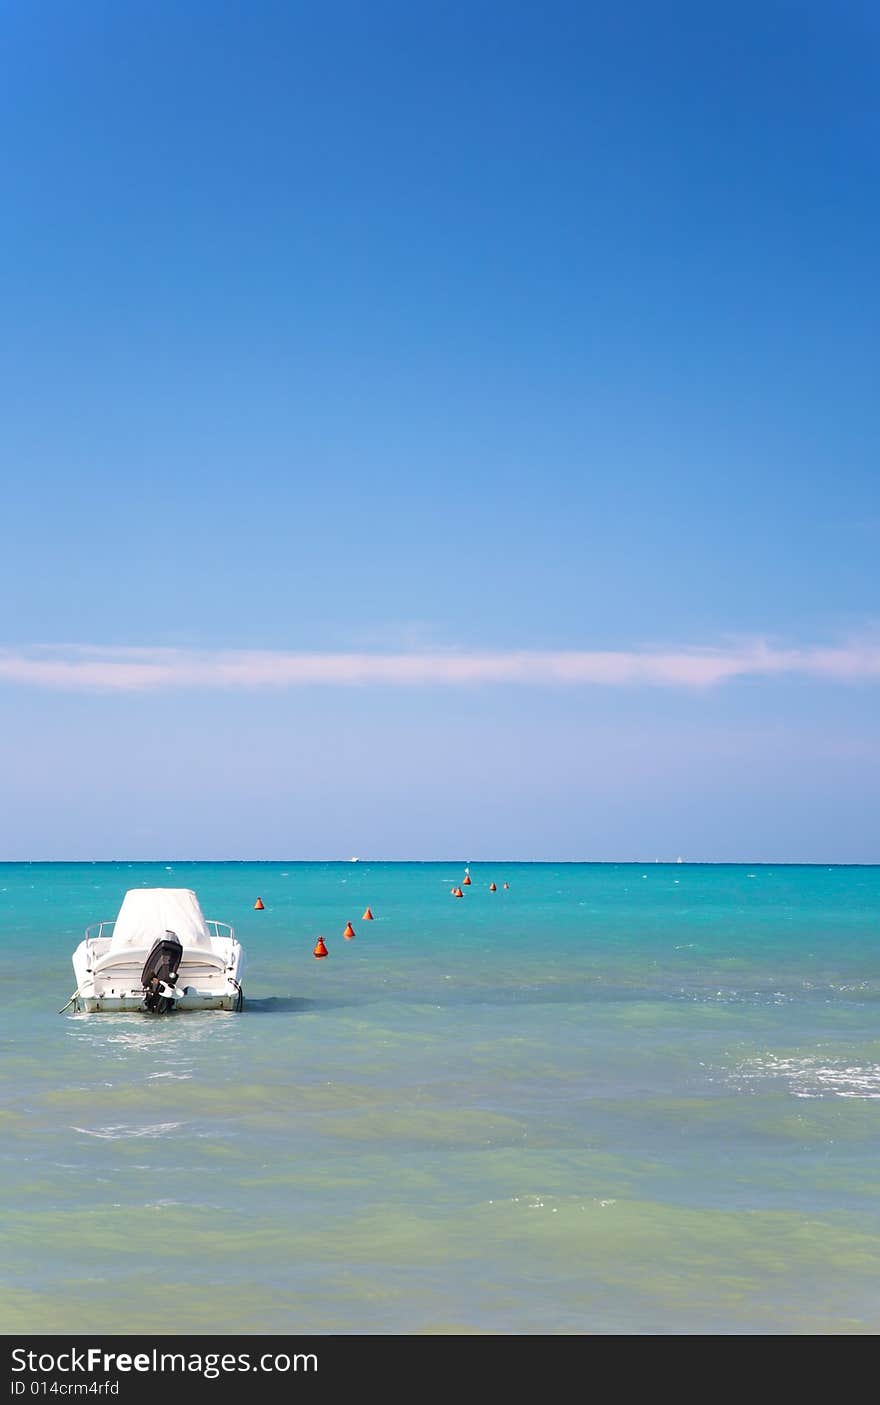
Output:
[[67, 927, 245, 1013]]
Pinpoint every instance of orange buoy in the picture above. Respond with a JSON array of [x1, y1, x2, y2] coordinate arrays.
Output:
[[489, 882, 497, 892], [362, 906, 374, 921], [462, 874, 472, 886], [254, 897, 264, 910], [343, 922, 355, 940], [452, 886, 464, 898], [313, 936, 328, 959]]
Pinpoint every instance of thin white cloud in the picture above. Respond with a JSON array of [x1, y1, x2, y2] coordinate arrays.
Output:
[[0, 640, 879, 692]]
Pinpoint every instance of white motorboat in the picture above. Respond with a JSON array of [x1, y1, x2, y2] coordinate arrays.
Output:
[[64, 888, 245, 1013]]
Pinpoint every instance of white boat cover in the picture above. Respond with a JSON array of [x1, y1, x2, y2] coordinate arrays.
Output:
[[107, 888, 214, 954]]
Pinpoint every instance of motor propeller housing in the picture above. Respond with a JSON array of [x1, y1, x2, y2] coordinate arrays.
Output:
[[141, 930, 184, 1012]]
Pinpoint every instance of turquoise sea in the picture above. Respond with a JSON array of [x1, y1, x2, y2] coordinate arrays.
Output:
[[2, 861, 880, 1335]]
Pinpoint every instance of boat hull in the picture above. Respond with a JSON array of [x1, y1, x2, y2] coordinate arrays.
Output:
[[73, 991, 239, 1013], [69, 934, 245, 1014]]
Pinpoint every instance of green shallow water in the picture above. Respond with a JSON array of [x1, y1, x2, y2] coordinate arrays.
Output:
[[2, 861, 880, 1333]]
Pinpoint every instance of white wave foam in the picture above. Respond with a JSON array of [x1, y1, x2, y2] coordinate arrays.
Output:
[[72, 1122, 184, 1139], [734, 1054, 880, 1098]]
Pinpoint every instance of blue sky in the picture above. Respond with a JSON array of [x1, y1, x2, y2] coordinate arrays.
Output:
[[1, 1, 877, 859]]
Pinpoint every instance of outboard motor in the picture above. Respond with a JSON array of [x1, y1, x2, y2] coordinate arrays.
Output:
[[141, 930, 184, 1013]]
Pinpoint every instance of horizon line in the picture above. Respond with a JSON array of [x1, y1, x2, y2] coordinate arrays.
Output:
[[1, 857, 876, 867]]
